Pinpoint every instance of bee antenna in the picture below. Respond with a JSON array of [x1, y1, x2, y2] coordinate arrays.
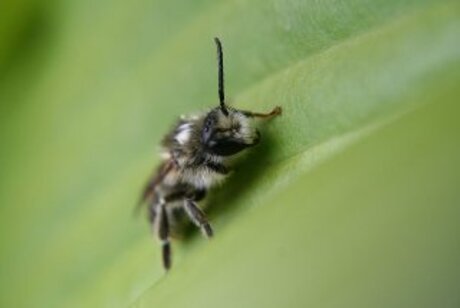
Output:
[[214, 37, 229, 116]]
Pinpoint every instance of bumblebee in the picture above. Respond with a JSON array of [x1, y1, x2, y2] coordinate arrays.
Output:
[[139, 38, 281, 270]]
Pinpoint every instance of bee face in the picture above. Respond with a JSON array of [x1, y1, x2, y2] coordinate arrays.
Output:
[[202, 107, 260, 156]]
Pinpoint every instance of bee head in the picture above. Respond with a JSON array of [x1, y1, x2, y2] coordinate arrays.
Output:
[[201, 108, 260, 156], [203, 38, 259, 156]]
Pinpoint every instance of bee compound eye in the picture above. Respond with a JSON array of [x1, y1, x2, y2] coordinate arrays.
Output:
[[202, 120, 214, 143], [204, 116, 215, 132]]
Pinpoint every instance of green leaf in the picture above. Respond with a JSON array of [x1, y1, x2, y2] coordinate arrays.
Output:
[[0, 0, 459, 307]]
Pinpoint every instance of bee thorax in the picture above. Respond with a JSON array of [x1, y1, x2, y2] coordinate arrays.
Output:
[[180, 166, 227, 189]]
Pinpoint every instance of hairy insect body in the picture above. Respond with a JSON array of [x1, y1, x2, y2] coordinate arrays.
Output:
[[139, 38, 281, 270], [166, 116, 225, 187]]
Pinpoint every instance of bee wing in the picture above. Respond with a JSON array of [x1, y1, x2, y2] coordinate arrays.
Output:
[[134, 159, 175, 215]]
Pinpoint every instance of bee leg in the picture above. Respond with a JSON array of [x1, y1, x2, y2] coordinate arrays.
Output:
[[192, 189, 207, 202], [205, 162, 230, 175], [148, 194, 160, 224], [241, 106, 282, 119], [183, 199, 213, 238], [154, 202, 172, 270]]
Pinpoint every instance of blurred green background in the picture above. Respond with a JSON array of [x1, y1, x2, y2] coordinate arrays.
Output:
[[1, 0, 459, 307]]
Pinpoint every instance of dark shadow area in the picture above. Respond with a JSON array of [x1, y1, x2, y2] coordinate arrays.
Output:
[[0, 3, 54, 115], [0, 4, 53, 75]]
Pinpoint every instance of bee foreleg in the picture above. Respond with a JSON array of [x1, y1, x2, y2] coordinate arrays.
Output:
[[205, 162, 230, 175], [183, 199, 213, 238], [242, 106, 282, 119], [154, 201, 172, 270]]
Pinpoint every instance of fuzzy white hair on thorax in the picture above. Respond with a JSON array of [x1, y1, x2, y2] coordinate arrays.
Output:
[[175, 123, 193, 145]]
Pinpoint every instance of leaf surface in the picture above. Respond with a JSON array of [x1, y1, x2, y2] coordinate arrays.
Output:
[[0, 0, 459, 307]]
